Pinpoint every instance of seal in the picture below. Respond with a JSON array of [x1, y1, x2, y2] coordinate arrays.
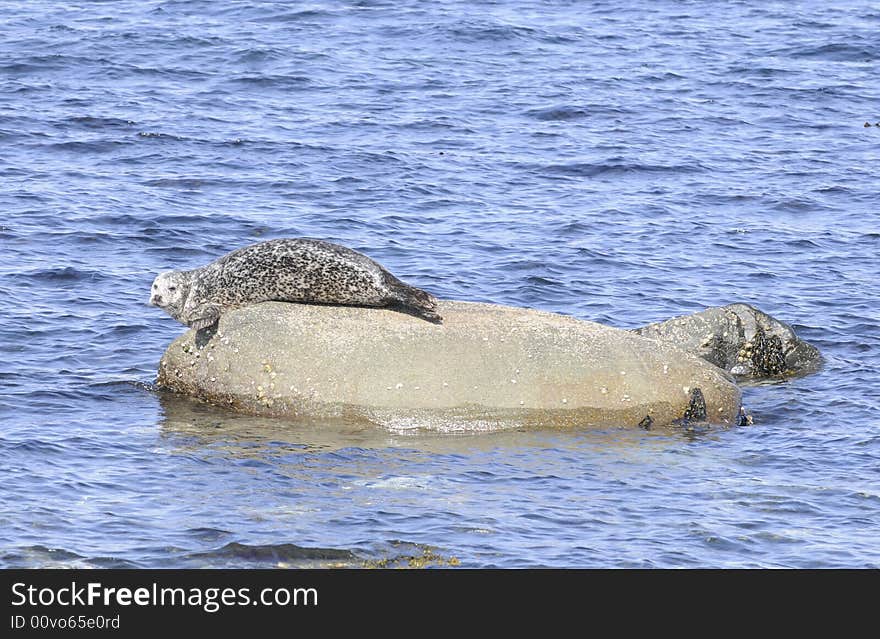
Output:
[[149, 238, 441, 330]]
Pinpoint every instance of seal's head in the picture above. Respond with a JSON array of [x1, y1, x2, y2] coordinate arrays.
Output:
[[149, 271, 189, 318]]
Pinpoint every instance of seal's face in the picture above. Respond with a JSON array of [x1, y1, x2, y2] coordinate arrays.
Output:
[[150, 271, 188, 316]]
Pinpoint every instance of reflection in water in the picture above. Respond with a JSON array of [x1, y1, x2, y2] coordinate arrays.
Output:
[[159, 390, 388, 454], [157, 389, 708, 458], [152, 390, 726, 567]]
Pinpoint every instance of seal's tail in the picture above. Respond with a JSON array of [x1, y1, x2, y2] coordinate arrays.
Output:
[[389, 282, 443, 324]]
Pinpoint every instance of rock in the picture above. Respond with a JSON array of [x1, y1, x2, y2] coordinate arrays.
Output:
[[632, 303, 821, 378], [157, 300, 741, 430]]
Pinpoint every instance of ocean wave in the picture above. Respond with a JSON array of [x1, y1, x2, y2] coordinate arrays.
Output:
[[537, 160, 705, 177], [186, 541, 357, 563]]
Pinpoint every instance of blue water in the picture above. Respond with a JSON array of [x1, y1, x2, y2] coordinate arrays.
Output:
[[1, 1, 878, 568]]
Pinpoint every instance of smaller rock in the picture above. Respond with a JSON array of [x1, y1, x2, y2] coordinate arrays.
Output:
[[633, 303, 821, 379]]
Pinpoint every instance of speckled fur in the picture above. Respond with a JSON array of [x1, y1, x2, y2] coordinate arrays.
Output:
[[150, 238, 441, 328]]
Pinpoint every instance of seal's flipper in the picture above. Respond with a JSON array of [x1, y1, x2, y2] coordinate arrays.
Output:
[[187, 304, 221, 332], [190, 316, 218, 331], [405, 305, 443, 324], [389, 282, 442, 323]]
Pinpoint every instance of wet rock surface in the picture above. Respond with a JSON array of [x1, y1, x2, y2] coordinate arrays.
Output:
[[157, 300, 742, 430], [632, 303, 822, 379]]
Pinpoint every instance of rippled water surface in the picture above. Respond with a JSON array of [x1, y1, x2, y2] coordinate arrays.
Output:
[[2, 1, 878, 568]]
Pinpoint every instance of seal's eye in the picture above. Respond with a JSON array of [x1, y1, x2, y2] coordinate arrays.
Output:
[[169, 286, 177, 292]]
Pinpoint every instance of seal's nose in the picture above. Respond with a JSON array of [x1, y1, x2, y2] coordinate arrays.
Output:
[[151, 294, 163, 306]]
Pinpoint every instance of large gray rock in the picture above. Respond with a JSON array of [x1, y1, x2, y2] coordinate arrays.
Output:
[[633, 303, 822, 379], [157, 300, 741, 430]]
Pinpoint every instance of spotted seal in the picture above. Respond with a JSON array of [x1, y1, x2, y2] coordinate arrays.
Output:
[[149, 238, 441, 330]]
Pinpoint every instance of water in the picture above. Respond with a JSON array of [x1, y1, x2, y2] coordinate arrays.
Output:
[[1, 0, 878, 568]]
